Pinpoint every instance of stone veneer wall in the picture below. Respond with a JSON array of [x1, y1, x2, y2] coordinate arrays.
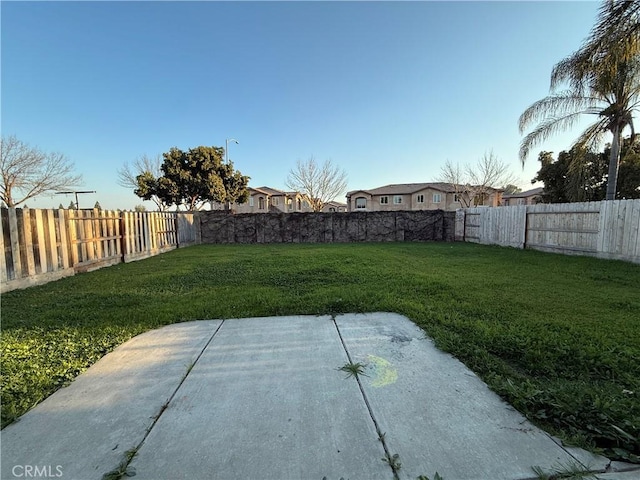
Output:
[[198, 210, 455, 244]]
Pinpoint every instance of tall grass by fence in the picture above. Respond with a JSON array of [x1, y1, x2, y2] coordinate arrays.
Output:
[[1, 208, 200, 292], [455, 199, 640, 264]]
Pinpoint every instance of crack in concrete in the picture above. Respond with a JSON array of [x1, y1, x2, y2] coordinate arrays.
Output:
[[331, 315, 400, 480], [100, 320, 225, 480]]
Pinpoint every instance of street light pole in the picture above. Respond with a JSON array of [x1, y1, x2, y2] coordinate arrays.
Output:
[[225, 138, 239, 164], [224, 139, 239, 212]]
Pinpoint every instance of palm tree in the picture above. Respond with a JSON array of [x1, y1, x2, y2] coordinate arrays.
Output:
[[519, 0, 640, 200]]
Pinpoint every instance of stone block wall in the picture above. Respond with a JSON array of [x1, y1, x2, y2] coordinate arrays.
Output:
[[198, 210, 456, 244]]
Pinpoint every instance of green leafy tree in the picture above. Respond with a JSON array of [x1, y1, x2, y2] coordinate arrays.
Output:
[[133, 204, 146, 212], [607, 135, 640, 198], [94, 201, 102, 211], [503, 184, 522, 195], [134, 146, 249, 211], [134, 171, 160, 205], [519, 0, 640, 200], [533, 136, 640, 202], [532, 148, 607, 203]]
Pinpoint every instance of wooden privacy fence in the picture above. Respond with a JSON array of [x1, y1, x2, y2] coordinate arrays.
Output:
[[1, 208, 200, 292], [455, 199, 640, 264]]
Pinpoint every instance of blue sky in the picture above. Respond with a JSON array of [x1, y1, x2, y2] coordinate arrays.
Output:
[[2, 1, 601, 210]]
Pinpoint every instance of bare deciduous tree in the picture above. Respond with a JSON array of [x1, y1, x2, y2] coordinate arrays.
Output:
[[0, 135, 82, 208], [117, 154, 165, 211], [438, 151, 518, 207], [285, 157, 348, 212]]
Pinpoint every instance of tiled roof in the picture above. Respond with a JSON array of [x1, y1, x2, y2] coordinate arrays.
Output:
[[347, 182, 466, 196], [502, 187, 543, 199], [250, 186, 286, 196]]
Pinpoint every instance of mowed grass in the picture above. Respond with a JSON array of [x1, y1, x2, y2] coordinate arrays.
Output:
[[1, 242, 639, 461]]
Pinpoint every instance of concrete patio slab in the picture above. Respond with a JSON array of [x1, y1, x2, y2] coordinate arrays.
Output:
[[1, 320, 222, 480], [130, 316, 389, 480], [2, 313, 635, 480], [334, 313, 604, 480]]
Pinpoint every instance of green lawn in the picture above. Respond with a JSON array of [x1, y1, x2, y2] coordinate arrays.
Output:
[[1, 242, 638, 462]]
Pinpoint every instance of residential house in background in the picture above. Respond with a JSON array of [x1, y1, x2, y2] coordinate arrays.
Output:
[[346, 183, 503, 212], [501, 187, 543, 206], [322, 200, 348, 213], [228, 187, 313, 213], [215, 186, 346, 213]]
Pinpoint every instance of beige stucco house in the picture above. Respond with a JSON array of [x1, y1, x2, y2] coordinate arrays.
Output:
[[322, 201, 348, 213], [501, 187, 543, 206], [346, 183, 502, 212], [215, 186, 347, 213], [229, 187, 312, 213]]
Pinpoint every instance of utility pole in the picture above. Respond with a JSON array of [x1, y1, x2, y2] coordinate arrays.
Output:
[[55, 191, 96, 210]]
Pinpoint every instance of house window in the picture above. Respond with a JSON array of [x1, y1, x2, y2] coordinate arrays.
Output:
[[454, 194, 461, 203], [249, 197, 254, 207], [393, 195, 402, 204], [258, 197, 265, 210], [433, 193, 442, 203], [287, 198, 293, 210], [355, 197, 367, 209], [303, 200, 309, 208], [297, 199, 302, 210], [416, 194, 424, 203], [272, 197, 280, 206], [329, 207, 336, 212], [380, 196, 389, 205]]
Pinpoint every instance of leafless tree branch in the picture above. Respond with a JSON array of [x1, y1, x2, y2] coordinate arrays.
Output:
[[117, 154, 166, 210], [438, 152, 517, 207], [0, 135, 82, 207], [285, 157, 348, 211]]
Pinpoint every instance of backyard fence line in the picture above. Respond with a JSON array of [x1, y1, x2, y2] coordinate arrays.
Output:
[[0, 208, 200, 292], [455, 199, 640, 264]]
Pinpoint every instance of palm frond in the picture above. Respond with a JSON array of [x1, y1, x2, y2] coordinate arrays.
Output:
[[519, 111, 599, 164], [551, 2, 640, 96], [551, 50, 595, 94], [519, 92, 601, 133], [571, 118, 610, 154], [591, 1, 640, 52]]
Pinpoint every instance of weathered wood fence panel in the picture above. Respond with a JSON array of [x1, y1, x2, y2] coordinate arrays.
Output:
[[1, 208, 199, 292], [176, 213, 200, 246], [456, 199, 640, 264]]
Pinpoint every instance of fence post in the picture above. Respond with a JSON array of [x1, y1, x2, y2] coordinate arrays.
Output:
[[22, 208, 36, 277], [523, 207, 529, 250], [58, 209, 70, 269], [120, 212, 127, 262], [454, 209, 465, 242], [34, 209, 48, 273], [7, 209, 22, 278]]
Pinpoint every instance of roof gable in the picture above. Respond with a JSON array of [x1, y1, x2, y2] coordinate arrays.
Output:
[[502, 187, 543, 199], [348, 183, 460, 196]]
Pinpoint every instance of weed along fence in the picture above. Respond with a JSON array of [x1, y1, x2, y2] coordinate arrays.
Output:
[[455, 199, 640, 264], [1, 208, 200, 292]]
